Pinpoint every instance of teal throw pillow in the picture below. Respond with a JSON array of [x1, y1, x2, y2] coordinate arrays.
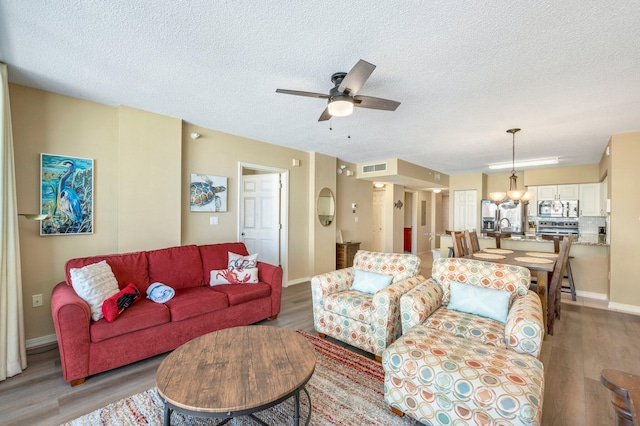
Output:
[[448, 280, 511, 323], [350, 269, 393, 294]]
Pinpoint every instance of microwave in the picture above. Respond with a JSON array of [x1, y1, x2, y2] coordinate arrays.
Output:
[[538, 200, 579, 218]]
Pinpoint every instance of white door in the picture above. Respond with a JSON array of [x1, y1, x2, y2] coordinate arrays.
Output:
[[240, 174, 280, 265], [372, 189, 385, 252]]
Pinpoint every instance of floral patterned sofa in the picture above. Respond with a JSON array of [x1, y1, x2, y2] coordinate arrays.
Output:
[[382, 258, 545, 425], [311, 250, 425, 360]]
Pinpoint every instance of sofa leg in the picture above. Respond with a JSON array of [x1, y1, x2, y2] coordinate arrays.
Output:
[[375, 355, 382, 362], [391, 406, 404, 417], [70, 378, 85, 387], [269, 314, 278, 320], [318, 332, 326, 338]]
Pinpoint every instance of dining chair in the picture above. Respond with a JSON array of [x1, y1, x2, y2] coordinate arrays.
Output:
[[465, 230, 480, 254], [540, 234, 576, 302], [547, 233, 573, 335], [486, 231, 511, 249], [447, 230, 468, 258]]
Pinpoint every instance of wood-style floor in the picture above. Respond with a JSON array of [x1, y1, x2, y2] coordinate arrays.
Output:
[[1, 277, 637, 425]]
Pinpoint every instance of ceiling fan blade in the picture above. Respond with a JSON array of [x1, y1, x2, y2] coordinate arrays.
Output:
[[318, 107, 332, 122], [276, 89, 330, 99], [353, 95, 401, 111], [338, 59, 376, 96]]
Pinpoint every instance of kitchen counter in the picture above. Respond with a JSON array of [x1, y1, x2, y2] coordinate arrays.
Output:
[[426, 232, 608, 246], [433, 232, 610, 298]]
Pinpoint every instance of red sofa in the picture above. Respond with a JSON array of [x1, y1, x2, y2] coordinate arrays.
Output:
[[51, 242, 282, 386]]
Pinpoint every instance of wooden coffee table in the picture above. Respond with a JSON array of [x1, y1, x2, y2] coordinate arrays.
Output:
[[156, 325, 316, 426]]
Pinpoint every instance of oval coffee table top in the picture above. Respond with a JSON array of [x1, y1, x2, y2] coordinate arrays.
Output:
[[156, 325, 316, 414]]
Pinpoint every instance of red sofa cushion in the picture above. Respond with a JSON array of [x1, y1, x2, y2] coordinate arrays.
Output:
[[210, 283, 271, 306], [199, 242, 249, 278], [90, 299, 169, 343], [65, 251, 150, 292], [164, 287, 229, 322], [147, 245, 204, 289]]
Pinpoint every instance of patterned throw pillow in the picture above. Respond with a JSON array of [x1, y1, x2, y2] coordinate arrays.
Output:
[[101, 283, 141, 322], [70, 260, 120, 321], [228, 252, 258, 269], [210, 268, 259, 285]]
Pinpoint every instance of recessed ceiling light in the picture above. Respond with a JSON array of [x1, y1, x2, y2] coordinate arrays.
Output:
[[489, 157, 559, 170], [433, 189, 442, 193]]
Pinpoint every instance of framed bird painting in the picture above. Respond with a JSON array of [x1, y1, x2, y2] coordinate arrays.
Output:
[[40, 153, 94, 236]]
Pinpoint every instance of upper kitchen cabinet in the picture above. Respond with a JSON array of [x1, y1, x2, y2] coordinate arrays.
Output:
[[599, 178, 608, 215], [453, 189, 478, 231], [537, 184, 579, 200], [579, 183, 601, 216]]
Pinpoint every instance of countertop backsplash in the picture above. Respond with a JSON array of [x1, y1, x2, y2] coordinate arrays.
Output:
[[579, 216, 606, 235]]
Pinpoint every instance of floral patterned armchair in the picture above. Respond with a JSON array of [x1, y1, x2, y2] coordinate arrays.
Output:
[[382, 258, 545, 425], [311, 250, 425, 360]]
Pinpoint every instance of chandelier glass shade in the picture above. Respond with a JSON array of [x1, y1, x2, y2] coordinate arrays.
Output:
[[489, 128, 533, 205]]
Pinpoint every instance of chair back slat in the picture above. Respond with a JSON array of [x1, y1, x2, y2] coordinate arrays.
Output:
[[465, 230, 480, 254], [547, 233, 573, 334]]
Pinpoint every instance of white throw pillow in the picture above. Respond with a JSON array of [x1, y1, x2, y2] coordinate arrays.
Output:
[[210, 268, 259, 285], [228, 252, 259, 269], [70, 260, 120, 321]]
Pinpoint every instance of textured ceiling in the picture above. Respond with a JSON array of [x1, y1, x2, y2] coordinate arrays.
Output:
[[2, 1, 639, 176]]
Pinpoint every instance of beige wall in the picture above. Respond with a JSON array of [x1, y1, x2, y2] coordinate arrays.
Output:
[[118, 106, 182, 252], [608, 132, 640, 306], [10, 85, 318, 343], [12, 84, 120, 341], [335, 160, 373, 250], [309, 152, 337, 275], [180, 123, 311, 284], [523, 164, 600, 186]]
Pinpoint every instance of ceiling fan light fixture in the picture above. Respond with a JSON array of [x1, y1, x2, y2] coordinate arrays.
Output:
[[327, 97, 354, 117]]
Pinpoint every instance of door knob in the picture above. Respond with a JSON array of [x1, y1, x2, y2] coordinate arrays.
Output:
[[241, 232, 245, 236]]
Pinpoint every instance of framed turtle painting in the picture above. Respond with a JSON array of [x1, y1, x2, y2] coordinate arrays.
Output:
[[40, 153, 94, 236], [190, 174, 227, 212]]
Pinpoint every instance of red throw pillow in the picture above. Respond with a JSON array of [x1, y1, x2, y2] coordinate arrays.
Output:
[[101, 283, 141, 322]]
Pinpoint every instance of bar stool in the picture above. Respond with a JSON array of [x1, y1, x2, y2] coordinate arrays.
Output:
[[540, 234, 577, 302], [485, 231, 511, 249]]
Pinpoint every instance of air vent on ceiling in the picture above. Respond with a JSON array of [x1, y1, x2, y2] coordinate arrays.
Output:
[[362, 162, 387, 173]]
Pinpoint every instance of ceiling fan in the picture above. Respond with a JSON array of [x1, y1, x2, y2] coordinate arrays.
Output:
[[276, 59, 401, 122]]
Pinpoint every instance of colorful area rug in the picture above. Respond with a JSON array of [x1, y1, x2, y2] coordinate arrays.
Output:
[[63, 330, 414, 425]]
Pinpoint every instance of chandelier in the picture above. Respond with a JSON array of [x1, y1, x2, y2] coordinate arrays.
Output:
[[488, 128, 533, 205]]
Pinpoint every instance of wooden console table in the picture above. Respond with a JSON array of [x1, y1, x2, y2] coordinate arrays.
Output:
[[336, 242, 360, 269]]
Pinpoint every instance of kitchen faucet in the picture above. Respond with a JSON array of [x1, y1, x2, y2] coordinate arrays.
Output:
[[498, 217, 511, 231]]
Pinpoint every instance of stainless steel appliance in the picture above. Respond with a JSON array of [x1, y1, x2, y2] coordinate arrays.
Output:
[[536, 219, 579, 235], [481, 200, 498, 233], [538, 200, 579, 218], [481, 199, 525, 233]]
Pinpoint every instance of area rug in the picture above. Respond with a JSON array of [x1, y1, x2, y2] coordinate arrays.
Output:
[[63, 330, 415, 425]]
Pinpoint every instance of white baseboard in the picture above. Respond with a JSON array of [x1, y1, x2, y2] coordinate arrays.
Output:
[[286, 277, 310, 287], [608, 302, 640, 316], [575, 290, 608, 300], [26, 334, 57, 350]]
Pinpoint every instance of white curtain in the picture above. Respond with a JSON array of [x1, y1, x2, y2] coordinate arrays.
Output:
[[0, 62, 27, 381]]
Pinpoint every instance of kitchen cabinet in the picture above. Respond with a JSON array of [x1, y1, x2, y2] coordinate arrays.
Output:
[[526, 186, 538, 217], [579, 183, 600, 216], [599, 178, 608, 215], [537, 184, 579, 200]]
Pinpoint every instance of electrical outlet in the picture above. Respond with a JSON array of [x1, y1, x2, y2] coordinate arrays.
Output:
[[32, 294, 43, 308], [210, 216, 219, 225]]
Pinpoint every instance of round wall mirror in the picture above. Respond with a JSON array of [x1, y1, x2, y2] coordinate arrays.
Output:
[[317, 188, 335, 227]]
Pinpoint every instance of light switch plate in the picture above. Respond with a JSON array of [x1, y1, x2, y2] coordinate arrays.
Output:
[[210, 216, 219, 225]]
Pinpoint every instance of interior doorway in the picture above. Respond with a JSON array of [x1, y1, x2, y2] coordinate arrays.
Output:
[[238, 163, 289, 285]]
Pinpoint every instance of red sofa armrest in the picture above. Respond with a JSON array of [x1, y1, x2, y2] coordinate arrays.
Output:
[[51, 282, 91, 384], [257, 261, 283, 317]]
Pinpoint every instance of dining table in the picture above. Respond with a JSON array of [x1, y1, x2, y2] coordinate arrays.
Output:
[[465, 247, 558, 336]]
